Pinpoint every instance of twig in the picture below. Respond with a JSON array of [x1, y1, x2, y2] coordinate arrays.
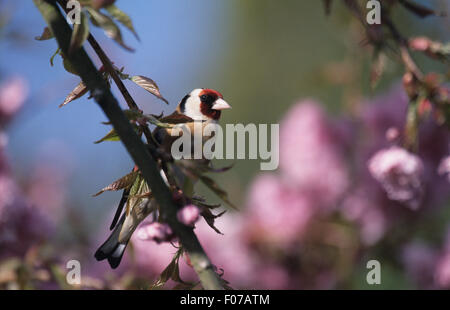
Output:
[[382, 16, 424, 80], [34, 0, 224, 290]]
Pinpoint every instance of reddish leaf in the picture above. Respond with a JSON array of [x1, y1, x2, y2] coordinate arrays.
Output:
[[59, 81, 88, 107], [87, 7, 134, 52], [399, 0, 440, 18], [105, 4, 140, 41], [93, 171, 139, 196], [130, 75, 169, 104], [35, 27, 53, 40]]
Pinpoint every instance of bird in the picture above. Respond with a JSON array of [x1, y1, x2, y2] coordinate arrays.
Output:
[[94, 88, 231, 269]]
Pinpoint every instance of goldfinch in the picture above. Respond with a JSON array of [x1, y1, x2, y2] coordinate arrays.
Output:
[[95, 88, 231, 268]]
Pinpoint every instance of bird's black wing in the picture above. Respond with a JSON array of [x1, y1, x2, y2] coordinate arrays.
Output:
[[110, 188, 129, 230]]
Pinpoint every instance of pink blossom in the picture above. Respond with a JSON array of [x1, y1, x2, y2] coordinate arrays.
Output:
[[246, 174, 314, 246], [409, 37, 432, 51], [0, 173, 52, 258], [438, 156, 450, 182], [0, 77, 28, 120], [191, 216, 256, 288], [385, 127, 400, 142], [136, 222, 174, 243], [279, 101, 348, 207], [250, 264, 291, 290], [368, 146, 424, 210], [435, 252, 450, 289], [25, 164, 67, 223], [341, 190, 387, 245], [177, 204, 200, 227]]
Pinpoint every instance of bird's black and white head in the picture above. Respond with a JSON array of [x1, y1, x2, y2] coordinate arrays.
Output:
[[177, 88, 231, 121]]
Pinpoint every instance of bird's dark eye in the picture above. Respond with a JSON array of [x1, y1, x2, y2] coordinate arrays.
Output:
[[200, 94, 208, 101]]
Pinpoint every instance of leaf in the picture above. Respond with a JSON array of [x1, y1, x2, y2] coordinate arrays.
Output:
[[192, 197, 221, 210], [93, 170, 139, 197], [201, 208, 226, 234], [399, 0, 441, 18], [150, 254, 178, 289], [130, 75, 169, 104], [50, 48, 60, 66], [87, 7, 134, 52], [94, 128, 120, 144], [115, 66, 130, 80], [94, 124, 139, 143], [59, 81, 88, 107], [199, 175, 237, 209], [125, 174, 149, 215], [105, 4, 140, 41], [35, 27, 53, 40], [63, 57, 79, 75], [69, 11, 90, 55], [51, 48, 79, 75], [101, 109, 143, 124], [143, 114, 173, 128], [159, 112, 194, 124], [370, 50, 386, 89], [206, 163, 234, 173]]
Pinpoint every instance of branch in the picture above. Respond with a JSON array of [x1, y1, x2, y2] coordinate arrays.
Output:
[[34, 0, 224, 290], [382, 16, 424, 80]]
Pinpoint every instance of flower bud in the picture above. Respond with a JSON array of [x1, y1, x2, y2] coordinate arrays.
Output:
[[136, 222, 174, 243], [409, 37, 431, 52], [368, 146, 424, 210], [177, 204, 200, 227], [0, 77, 28, 122]]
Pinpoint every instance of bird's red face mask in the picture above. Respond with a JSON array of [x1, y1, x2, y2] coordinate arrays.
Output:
[[198, 89, 231, 120]]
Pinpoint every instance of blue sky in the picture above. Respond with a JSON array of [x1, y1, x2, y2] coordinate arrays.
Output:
[[1, 0, 230, 217]]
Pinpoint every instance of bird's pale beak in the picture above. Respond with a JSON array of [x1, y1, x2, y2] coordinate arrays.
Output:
[[211, 98, 231, 110]]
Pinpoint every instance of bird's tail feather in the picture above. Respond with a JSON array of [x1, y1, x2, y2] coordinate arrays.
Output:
[[95, 214, 128, 269]]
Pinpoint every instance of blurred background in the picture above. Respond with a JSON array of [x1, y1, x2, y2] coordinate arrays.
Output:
[[0, 0, 449, 289]]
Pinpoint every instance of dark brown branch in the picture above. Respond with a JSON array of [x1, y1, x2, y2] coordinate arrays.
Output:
[[34, 0, 223, 290]]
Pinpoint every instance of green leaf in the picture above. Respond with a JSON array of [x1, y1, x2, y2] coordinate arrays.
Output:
[[115, 66, 130, 80], [94, 128, 120, 144], [105, 4, 140, 41], [93, 170, 139, 197], [86, 7, 134, 52], [50, 48, 60, 66], [130, 75, 169, 104], [35, 27, 53, 40], [125, 174, 150, 215], [63, 56, 79, 75], [101, 109, 143, 124], [94, 124, 139, 144], [150, 255, 178, 289], [69, 11, 90, 55], [60, 81, 88, 107], [143, 114, 173, 128]]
